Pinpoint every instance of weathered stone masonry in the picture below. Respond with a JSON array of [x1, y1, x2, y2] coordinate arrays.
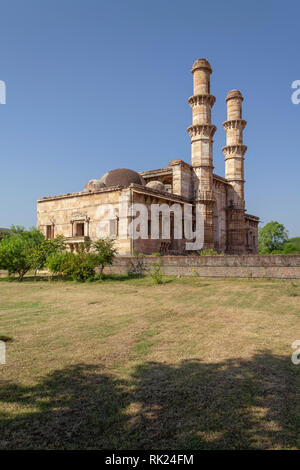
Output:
[[104, 255, 300, 280]]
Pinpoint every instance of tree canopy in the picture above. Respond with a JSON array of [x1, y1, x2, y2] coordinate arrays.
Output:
[[258, 221, 291, 254]]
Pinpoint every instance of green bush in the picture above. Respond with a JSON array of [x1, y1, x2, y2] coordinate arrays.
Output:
[[46, 248, 99, 282], [63, 250, 98, 282], [92, 238, 117, 280], [149, 261, 163, 284], [45, 252, 72, 279], [45, 238, 117, 282], [198, 249, 223, 256]]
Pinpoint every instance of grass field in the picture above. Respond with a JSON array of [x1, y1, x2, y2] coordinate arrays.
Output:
[[0, 275, 299, 450]]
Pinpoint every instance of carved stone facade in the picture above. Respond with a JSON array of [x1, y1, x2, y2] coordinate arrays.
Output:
[[37, 59, 259, 255]]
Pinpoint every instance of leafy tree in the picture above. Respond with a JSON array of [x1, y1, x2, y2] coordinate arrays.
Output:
[[258, 221, 289, 254], [29, 235, 66, 279], [0, 226, 44, 281], [92, 238, 117, 280]]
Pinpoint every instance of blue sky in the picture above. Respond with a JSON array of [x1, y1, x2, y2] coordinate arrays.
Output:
[[0, 0, 299, 235]]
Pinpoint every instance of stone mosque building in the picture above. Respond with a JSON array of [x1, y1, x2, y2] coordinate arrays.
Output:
[[37, 59, 259, 255]]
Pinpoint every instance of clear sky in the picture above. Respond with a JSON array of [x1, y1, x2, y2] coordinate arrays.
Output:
[[0, 0, 299, 235]]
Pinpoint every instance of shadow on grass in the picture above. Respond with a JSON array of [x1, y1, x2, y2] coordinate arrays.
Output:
[[0, 351, 298, 450], [0, 335, 13, 342]]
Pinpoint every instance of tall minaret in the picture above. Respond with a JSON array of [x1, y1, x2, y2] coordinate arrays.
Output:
[[187, 59, 216, 249], [222, 90, 247, 252], [222, 90, 247, 209]]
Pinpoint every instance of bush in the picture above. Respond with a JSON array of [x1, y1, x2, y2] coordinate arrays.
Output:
[[63, 250, 99, 282], [198, 249, 223, 256], [45, 252, 72, 279], [45, 239, 117, 282], [149, 261, 163, 284], [46, 247, 99, 282], [92, 238, 117, 280]]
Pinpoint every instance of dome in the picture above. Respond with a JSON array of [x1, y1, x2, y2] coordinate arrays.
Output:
[[191, 58, 212, 73], [84, 179, 106, 192], [226, 89, 243, 102], [146, 181, 165, 192], [99, 168, 145, 187]]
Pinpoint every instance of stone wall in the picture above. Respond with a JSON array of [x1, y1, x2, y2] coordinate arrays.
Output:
[[104, 255, 300, 279]]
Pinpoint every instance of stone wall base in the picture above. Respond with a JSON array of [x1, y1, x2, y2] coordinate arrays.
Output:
[[104, 255, 300, 279]]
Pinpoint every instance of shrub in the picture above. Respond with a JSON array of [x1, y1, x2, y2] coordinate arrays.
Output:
[[272, 242, 300, 255], [63, 250, 98, 282], [45, 252, 71, 279], [46, 238, 116, 282], [149, 261, 163, 284], [46, 247, 99, 282], [92, 238, 117, 280], [198, 249, 223, 256]]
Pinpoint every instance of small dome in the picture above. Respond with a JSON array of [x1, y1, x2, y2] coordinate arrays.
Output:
[[146, 181, 165, 192], [191, 58, 212, 73], [99, 168, 145, 187], [84, 179, 106, 192], [226, 89, 243, 102]]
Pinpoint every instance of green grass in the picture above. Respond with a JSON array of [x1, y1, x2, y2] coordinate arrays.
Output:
[[0, 276, 299, 449]]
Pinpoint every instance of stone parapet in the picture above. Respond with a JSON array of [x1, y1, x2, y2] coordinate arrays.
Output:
[[104, 255, 300, 279]]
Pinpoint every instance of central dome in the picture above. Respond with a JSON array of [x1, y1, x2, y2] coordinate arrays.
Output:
[[99, 168, 145, 187]]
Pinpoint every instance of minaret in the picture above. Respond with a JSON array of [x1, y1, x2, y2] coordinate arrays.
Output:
[[222, 90, 247, 253], [187, 59, 216, 249]]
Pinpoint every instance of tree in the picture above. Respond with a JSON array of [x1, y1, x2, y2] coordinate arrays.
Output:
[[0, 226, 44, 281], [92, 238, 117, 280], [29, 235, 66, 279], [272, 242, 300, 255], [258, 221, 289, 254]]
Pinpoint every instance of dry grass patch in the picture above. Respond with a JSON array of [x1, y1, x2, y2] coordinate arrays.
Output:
[[0, 276, 299, 449]]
